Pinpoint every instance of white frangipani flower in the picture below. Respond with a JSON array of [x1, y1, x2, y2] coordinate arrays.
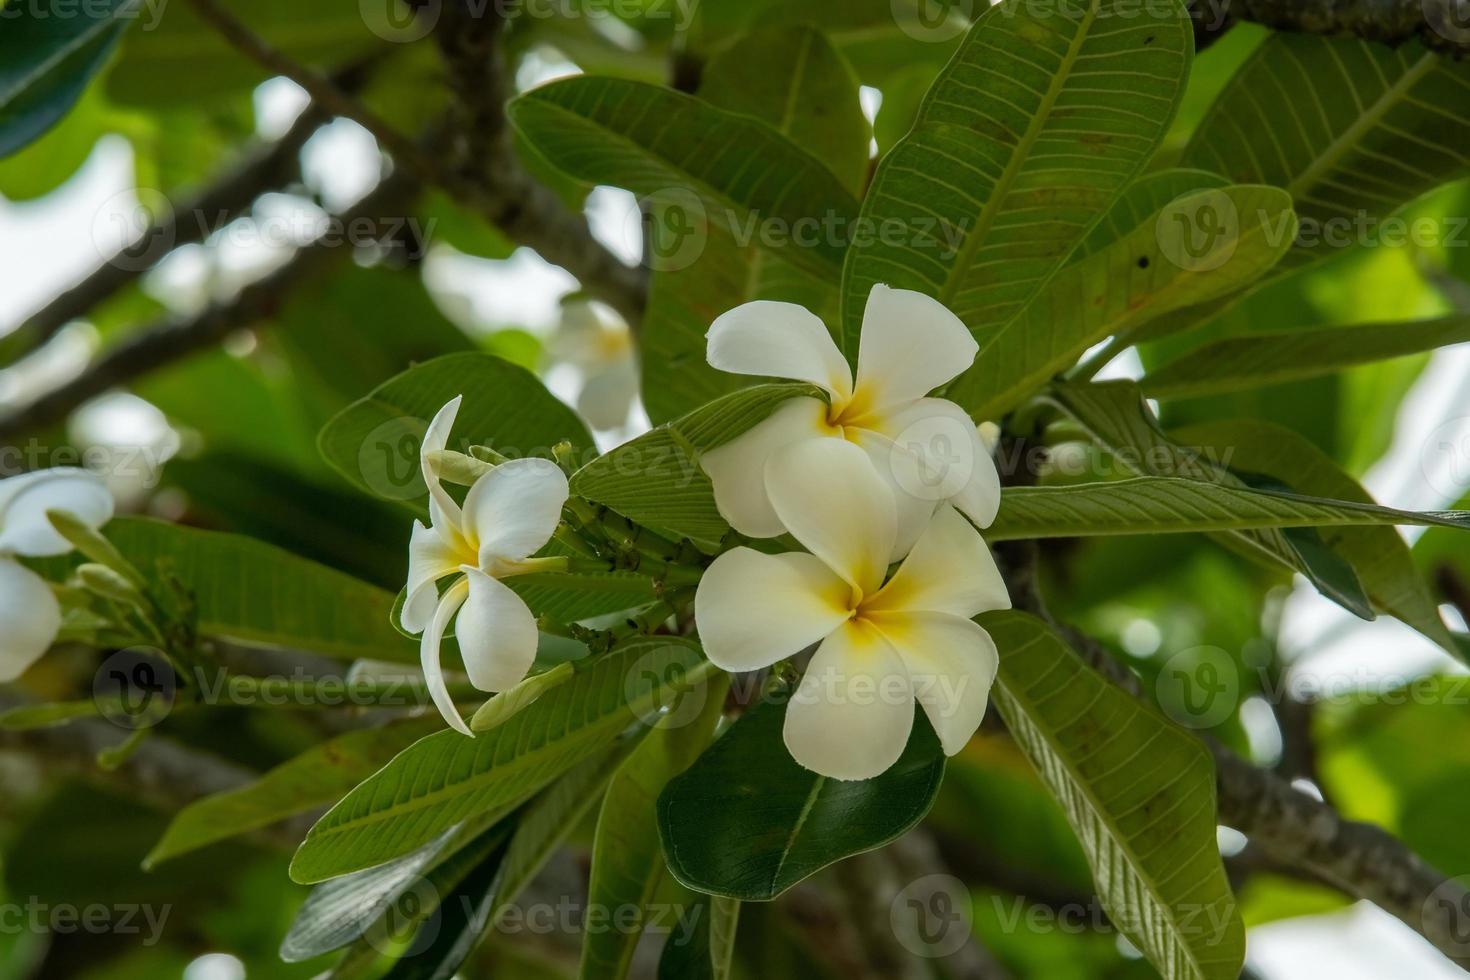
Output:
[[694, 439, 1011, 780], [401, 397, 570, 736], [701, 283, 1001, 560], [0, 468, 115, 682], [551, 297, 639, 431]]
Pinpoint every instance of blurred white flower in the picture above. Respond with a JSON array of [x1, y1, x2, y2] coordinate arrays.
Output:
[[551, 297, 638, 431], [0, 468, 114, 681], [400, 397, 570, 735], [695, 439, 1010, 780], [701, 284, 1000, 561]]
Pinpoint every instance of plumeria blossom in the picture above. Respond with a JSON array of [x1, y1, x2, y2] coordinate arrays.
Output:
[[701, 283, 1001, 561], [401, 397, 570, 736], [695, 439, 1011, 780], [550, 296, 639, 431], [0, 468, 114, 682]]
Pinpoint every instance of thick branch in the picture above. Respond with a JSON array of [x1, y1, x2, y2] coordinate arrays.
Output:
[[0, 172, 418, 445], [187, 0, 646, 323], [1192, 0, 1470, 56]]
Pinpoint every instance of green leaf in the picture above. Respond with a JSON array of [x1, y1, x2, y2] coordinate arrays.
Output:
[[1048, 381, 1374, 617], [1141, 315, 1470, 400], [26, 517, 416, 662], [146, 717, 441, 869], [318, 353, 594, 510], [508, 75, 860, 280], [658, 894, 739, 980], [988, 477, 1470, 540], [290, 637, 713, 882], [1172, 419, 1456, 654], [657, 698, 945, 901], [1181, 33, 1470, 275], [0, 700, 105, 731], [946, 185, 1296, 420], [0, 0, 133, 157], [1071, 169, 1229, 261], [378, 833, 512, 980], [983, 611, 1245, 980], [839, 0, 1193, 351], [572, 383, 820, 548], [579, 674, 728, 980], [640, 24, 862, 424]]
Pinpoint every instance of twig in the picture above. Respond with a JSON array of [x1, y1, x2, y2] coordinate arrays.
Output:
[[0, 172, 419, 445], [1193, 0, 1470, 56], [186, 0, 646, 323]]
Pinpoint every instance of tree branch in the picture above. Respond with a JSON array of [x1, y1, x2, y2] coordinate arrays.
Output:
[[186, 0, 647, 324], [1192, 0, 1470, 56], [0, 172, 419, 446]]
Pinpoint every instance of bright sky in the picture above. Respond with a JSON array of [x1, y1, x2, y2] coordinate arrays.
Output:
[[3, 71, 1470, 978]]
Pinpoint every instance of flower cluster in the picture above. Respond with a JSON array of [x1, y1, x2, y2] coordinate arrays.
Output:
[[695, 286, 1011, 780], [0, 469, 114, 681]]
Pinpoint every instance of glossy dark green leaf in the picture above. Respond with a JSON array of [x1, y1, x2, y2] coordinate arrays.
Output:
[[657, 698, 945, 901], [0, 0, 133, 157]]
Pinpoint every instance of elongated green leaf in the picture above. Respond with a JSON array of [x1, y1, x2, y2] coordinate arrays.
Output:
[[1072, 169, 1229, 260], [572, 383, 820, 547], [983, 611, 1244, 980], [947, 185, 1295, 420], [839, 0, 1192, 350], [641, 25, 861, 424], [658, 698, 945, 901], [291, 638, 712, 882], [146, 717, 440, 869], [27, 517, 415, 662], [509, 76, 859, 280], [318, 353, 593, 510], [1182, 34, 1470, 275], [0, 0, 133, 156], [658, 894, 739, 980], [1172, 420, 1456, 653], [1141, 316, 1470, 400], [988, 477, 1470, 540], [580, 675, 727, 980], [1048, 381, 1373, 616]]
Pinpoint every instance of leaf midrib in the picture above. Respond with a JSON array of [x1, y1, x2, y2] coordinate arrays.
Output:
[[0, 0, 130, 105], [935, 0, 1101, 309]]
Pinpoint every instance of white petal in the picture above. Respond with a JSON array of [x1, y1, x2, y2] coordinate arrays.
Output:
[[462, 457, 569, 564], [455, 568, 539, 692], [0, 469, 114, 557], [783, 621, 914, 780], [421, 576, 473, 736], [700, 397, 832, 539], [765, 438, 895, 600], [577, 358, 639, 431], [866, 611, 998, 756], [847, 427, 941, 563], [421, 396, 465, 532], [695, 548, 852, 672], [0, 560, 62, 682], [865, 397, 1001, 530], [852, 285, 977, 416], [402, 521, 463, 634], [706, 300, 853, 404], [866, 506, 1010, 620]]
